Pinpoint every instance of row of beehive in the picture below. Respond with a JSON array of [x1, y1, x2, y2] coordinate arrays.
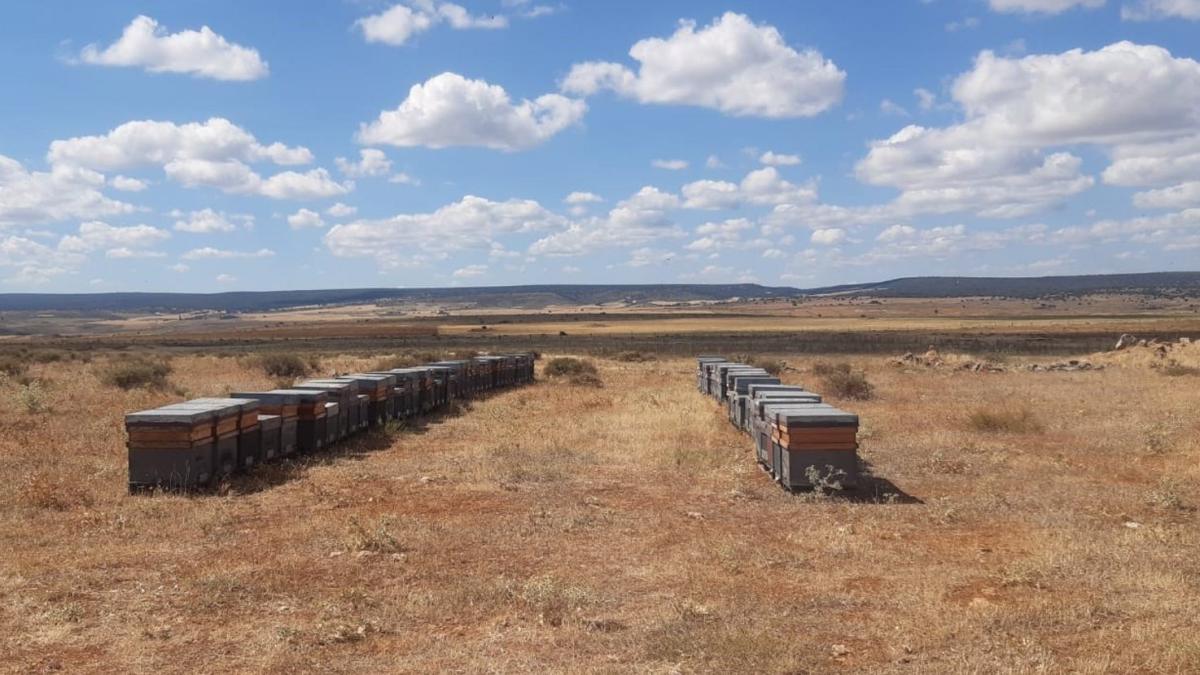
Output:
[[125, 353, 536, 491], [695, 356, 860, 490]]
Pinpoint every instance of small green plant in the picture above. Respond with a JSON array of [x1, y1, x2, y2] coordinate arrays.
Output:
[[16, 380, 47, 413], [99, 357, 172, 390], [256, 353, 310, 379], [344, 517, 406, 553], [967, 406, 1044, 434], [1148, 478, 1186, 510]]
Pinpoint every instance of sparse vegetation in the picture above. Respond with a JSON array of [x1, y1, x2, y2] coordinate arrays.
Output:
[[1, 343, 1198, 672], [1158, 361, 1200, 376], [612, 350, 655, 362], [98, 357, 172, 390], [967, 406, 1044, 434], [543, 356, 602, 386], [256, 353, 310, 379], [0, 354, 26, 377], [814, 361, 875, 400], [14, 379, 47, 413]]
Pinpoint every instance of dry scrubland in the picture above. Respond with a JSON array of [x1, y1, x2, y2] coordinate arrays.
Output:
[[1, 350, 1199, 673]]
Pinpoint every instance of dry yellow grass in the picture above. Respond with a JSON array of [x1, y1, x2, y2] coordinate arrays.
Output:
[[1, 351, 1198, 672]]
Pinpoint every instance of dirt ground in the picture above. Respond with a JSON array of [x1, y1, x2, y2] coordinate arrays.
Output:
[[1, 348, 1198, 673]]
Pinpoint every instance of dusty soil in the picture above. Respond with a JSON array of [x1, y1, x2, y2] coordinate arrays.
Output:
[[1, 351, 1198, 672]]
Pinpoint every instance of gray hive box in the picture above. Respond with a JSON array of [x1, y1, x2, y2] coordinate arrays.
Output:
[[696, 356, 725, 393], [324, 401, 341, 444], [337, 374, 393, 426], [376, 369, 426, 417], [294, 381, 355, 440], [265, 389, 328, 453], [126, 406, 217, 490], [258, 414, 282, 461], [716, 365, 758, 401], [191, 397, 262, 471], [725, 372, 775, 426], [355, 395, 369, 430], [760, 402, 835, 476], [231, 390, 300, 456], [747, 383, 809, 398], [702, 360, 729, 397], [768, 406, 859, 489], [425, 366, 454, 407], [160, 400, 243, 480], [428, 360, 469, 399]]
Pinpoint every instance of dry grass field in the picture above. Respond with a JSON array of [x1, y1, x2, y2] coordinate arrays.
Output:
[[1, 345, 1198, 673]]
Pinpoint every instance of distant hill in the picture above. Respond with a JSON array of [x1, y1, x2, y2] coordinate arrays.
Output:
[[1, 273, 1197, 312], [0, 283, 797, 313], [803, 272, 1200, 299]]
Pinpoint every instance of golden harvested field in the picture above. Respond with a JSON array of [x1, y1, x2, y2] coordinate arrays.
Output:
[[1, 348, 1199, 673]]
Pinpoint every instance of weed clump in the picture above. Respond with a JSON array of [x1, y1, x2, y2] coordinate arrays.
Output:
[[967, 406, 1044, 434], [0, 354, 26, 378], [813, 362, 874, 400], [256, 353, 310, 379], [99, 357, 172, 390], [544, 357, 602, 387], [1158, 362, 1200, 377], [612, 351, 655, 363]]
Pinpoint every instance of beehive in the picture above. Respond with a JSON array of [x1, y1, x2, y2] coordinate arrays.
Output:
[[294, 380, 357, 440], [769, 406, 859, 489], [160, 399, 242, 480], [230, 390, 301, 456], [190, 397, 262, 471], [126, 406, 217, 490], [258, 413, 282, 461], [335, 374, 393, 426]]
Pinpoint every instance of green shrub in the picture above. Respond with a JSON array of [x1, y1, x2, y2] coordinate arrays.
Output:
[[967, 406, 1044, 434], [99, 358, 172, 390], [256, 353, 310, 379]]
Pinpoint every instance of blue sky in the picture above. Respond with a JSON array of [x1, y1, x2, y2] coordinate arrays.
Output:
[[1, 0, 1199, 292]]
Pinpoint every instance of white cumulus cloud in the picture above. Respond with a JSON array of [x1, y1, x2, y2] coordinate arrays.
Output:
[[287, 208, 325, 229], [79, 15, 268, 81], [988, 0, 1105, 14], [356, 2, 507, 46], [1122, 0, 1200, 19], [562, 12, 845, 118], [358, 72, 586, 151]]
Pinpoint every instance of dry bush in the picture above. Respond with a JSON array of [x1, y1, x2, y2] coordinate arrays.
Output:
[[99, 357, 172, 390], [343, 517, 407, 554], [543, 357, 602, 386], [0, 353, 26, 377], [733, 354, 784, 375], [612, 351, 655, 363], [15, 379, 47, 413], [1158, 362, 1200, 377], [256, 353, 310, 379], [814, 362, 874, 400], [967, 406, 1044, 434], [19, 472, 94, 510]]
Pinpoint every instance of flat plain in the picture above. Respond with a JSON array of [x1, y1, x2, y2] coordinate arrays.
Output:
[[1, 297, 1198, 673]]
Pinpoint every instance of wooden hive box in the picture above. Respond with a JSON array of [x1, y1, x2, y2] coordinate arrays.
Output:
[[190, 397, 262, 471], [424, 366, 454, 408], [696, 356, 725, 393], [266, 389, 329, 454], [715, 363, 752, 401], [324, 402, 342, 444], [258, 413, 282, 461], [335, 375, 393, 426], [231, 390, 301, 456], [760, 402, 834, 478], [769, 406, 859, 489], [428, 360, 470, 398], [160, 400, 243, 480], [126, 406, 217, 490], [294, 380, 357, 440], [370, 370, 420, 418], [730, 374, 779, 416]]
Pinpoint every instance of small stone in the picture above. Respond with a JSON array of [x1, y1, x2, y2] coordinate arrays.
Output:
[[1124, 521, 1141, 529], [831, 644, 850, 657]]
